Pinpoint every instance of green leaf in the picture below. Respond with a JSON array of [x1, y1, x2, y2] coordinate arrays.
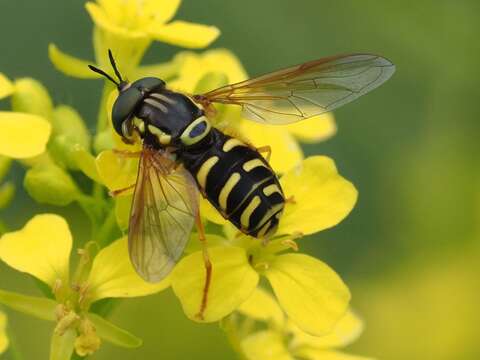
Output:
[[49, 328, 76, 360], [0, 289, 57, 321], [87, 313, 142, 348]]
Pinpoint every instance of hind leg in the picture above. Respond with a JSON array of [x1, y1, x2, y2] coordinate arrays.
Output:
[[194, 212, 212, 321]]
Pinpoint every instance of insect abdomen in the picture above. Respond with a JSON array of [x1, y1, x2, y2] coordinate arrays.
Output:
[[182, 130, 285, 239]]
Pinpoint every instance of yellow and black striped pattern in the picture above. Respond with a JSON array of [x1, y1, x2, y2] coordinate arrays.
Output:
[[182, 129, 285, 239]]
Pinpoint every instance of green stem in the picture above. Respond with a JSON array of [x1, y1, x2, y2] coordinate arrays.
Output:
[[96, 83, 114, 133], [5, 321, 24, 360], [76, 195, 100, 239], [92, 183, 104, 203], [220, 314, 248, 360], [96, 208, 118, 247]]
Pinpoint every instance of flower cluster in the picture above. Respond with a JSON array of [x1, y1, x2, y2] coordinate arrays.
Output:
[[0, 0, 369, 359], [230, 288, 371, 360]]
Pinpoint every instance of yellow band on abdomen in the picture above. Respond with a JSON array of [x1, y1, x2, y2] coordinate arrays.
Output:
[[196, 156, 219, 188], [240, 196, 261, 229], [219, 172, 241, 211]]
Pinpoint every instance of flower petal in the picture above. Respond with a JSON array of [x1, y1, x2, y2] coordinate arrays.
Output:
[[170, 49, 247, 93], [86, 237, 170, 303], [0, 214, 71, 287], [0, 73, 14, 99], [289, 310, 364, 349], [115, 194, 132, 231], [86, 2, 146, 39], [238, 288, 285, 328], [278, 156, 357, 236], [87, 313, 142, 348], [171, 246, 259, 322], [184, 232, 229, 254], [149, 20, 220, 49], [145, 0, 181, 24], [264, 254, 350, 336], [0, 112, 51, 158], [240, 121, 303, 174], [0, 289, 57, 321], [285, 113, 336, 143], [241, 330, 294, 360], [48, 44, 98, 79], [294, 349, 373, 360], [0, 311, 9, 354], [200, 198, 227, 225], [95, 150, 139, 193]]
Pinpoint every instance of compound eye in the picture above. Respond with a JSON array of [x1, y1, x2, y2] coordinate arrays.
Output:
[[112, 87, 144, 135]]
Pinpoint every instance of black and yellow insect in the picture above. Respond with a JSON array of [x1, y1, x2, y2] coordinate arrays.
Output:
[[89, 51, 395, 285]]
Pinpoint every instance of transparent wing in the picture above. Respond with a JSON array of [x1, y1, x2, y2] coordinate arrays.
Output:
[[129, 147, 199, 282], [193, 54, 395, 124]]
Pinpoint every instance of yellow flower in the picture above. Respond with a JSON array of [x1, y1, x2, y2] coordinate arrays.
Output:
[[0, 311, 8, 355], [95, 147, 356, 333], [95, 144, 356, 333], [87, 0, 219, 48], [0, 73, 51, 159], [50, 0, 219, 80], [236, 288, 372, 360], [0, 214, 169, 359], [170, 156, 357, 335]]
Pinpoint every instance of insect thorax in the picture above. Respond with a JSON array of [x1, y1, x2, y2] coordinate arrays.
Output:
[[134, 89, 211, 149]]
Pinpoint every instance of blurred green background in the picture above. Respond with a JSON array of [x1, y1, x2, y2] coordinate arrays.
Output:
[[1, 1, 479, 359]]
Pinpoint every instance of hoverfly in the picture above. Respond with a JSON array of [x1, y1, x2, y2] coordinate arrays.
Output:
[[89, 51, 394, 294]]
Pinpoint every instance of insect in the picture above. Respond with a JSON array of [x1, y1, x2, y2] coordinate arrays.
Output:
[[89, 51, 394, 307]]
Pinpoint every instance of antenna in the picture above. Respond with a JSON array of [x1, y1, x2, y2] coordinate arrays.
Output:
[[88, 64, 119, 86], [87, 50, 125, 88], [108, 49, 123, 83]]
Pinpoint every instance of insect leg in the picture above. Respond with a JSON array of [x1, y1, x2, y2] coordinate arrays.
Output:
[[109, 184, 136, 197], [256, 145, 272, 162], [195, 212, 212, 320]]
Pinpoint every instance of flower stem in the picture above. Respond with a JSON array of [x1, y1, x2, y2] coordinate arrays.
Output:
[[5, 322, 24, 360], [220, 314, 248, 360], [96, 208, 119, 247]]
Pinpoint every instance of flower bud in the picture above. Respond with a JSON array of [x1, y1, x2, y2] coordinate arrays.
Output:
[[24, 162, 80, 206], [11, 78, 53, 119], [0, 182, 14, 209], [0, 73, 13, 99], [51, 105, 91, 148], [49, 106, 92, 169], [0, 156, 12, 182]]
